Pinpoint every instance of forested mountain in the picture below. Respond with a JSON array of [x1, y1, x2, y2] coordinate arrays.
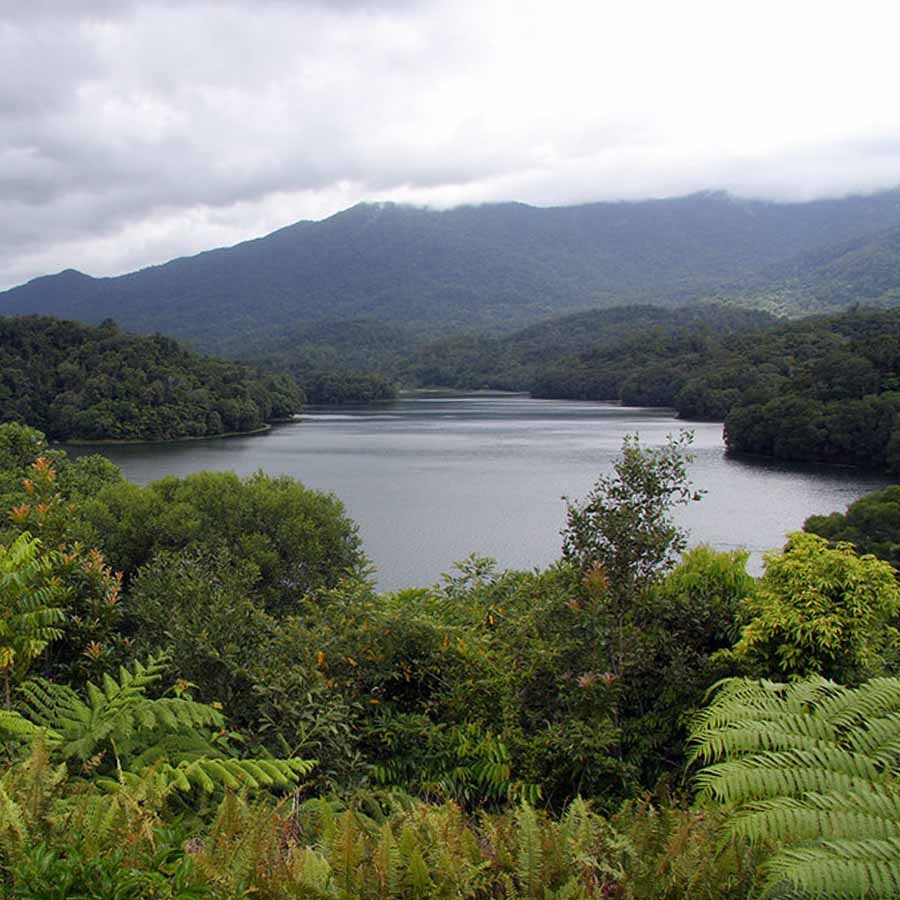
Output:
[[705, 225, 900, 314], [0, 316, 302, 441], [5, 190, 900, 355]]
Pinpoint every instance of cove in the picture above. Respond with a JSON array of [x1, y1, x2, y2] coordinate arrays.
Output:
[[69, 392, 892, 592]]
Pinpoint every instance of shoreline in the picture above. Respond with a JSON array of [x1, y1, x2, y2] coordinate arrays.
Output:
[[62, 422, 274, 447]]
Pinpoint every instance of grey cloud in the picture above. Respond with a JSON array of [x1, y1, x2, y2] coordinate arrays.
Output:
[[1, 0, 899, 289]]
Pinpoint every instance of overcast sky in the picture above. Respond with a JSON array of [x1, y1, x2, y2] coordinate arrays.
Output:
[[2, 0, 900, 289]]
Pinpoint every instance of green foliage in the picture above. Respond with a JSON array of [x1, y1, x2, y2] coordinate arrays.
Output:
[[691, 675, 900, 898], [9, 842, 209, 899], [0, 315, 302, 442], [562, 432, 702, 676], [611, 796, 763, 899], [620, 546, 752, 786], [401, 304, 772, 395], [127, 546, 361, 786], [563, 432, 700, 584], [0, 533, 66, 707], [2, 656, 315, 799], [0, 424, 122, 547], [733, 532, 900, 682], [74, 468, 366, 613], [300, 371, 397, 405], [805, 483, 900, 571]]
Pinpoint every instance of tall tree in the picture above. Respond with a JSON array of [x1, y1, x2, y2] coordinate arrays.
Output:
[[562, 432, 702, 675]]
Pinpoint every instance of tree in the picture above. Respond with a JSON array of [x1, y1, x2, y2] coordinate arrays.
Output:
[[733, 532, 900, 682], [75, 470, 366, 614], [621, 545, 753, 786], [805, 484, 900, 571], [561, 432, 702, 676]]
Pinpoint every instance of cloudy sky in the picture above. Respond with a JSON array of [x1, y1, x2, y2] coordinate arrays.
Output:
[[2, 0, 900, 289]]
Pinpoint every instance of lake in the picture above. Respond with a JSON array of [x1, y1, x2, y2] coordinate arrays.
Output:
[[72, 392, 892, 592]]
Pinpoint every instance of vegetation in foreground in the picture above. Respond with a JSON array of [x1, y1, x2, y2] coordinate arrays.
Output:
[[0, 421, 898, 896]]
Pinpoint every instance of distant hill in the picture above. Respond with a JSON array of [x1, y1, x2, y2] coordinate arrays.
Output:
[[4, 190, 900, 355]]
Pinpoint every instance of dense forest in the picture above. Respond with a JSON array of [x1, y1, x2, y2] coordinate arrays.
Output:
[[395, 304, 774, 392], [707, 225, 900, 316], [531, 307, 900, 471], [0, 316, 303, 441], [805, 482, 900, 570], [5, 305, 900, 470], [248, 319, 408, 404], [0, 422, 897, 896]]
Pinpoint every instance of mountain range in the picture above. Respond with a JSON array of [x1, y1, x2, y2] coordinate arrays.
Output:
[[3, 189, 900, 356]]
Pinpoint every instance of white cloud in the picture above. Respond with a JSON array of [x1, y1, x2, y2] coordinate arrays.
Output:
[[1, 0, 900, 288]]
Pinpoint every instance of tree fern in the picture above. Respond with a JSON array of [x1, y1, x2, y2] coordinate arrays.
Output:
[[690, 675, 900, 897], [10, 656, 316, 800], [18, 656, 225, 764]]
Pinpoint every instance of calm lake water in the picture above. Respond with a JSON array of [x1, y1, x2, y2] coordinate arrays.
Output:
[[72, 392, 892, 592]]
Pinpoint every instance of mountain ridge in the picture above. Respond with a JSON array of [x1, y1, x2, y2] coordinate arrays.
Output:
[[5, 189, 900, 355]]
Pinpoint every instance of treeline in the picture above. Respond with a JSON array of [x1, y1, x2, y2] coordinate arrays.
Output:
[[396, 305, 900, 471], [805, 482, 900, 570], [249, 317, 404, 404], [0, 423, 898, 895], [400, 304, 774, 393], [0, 315, 303, 441]]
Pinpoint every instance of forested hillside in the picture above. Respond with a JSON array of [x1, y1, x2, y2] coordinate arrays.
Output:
[[249, 318, 409, 403], [398, 304, 775, 391], [538, 308, 900, 471], [0, 316, 302, 441], [5, 190, 900, 355], [705, 225, 900, 314]]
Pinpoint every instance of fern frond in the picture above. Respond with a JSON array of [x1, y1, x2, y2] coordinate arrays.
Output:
[[0, 783, 28, 850], [138, 756, 316, 797], [695, 747, 888, 804], [372, 821, 402, 899], [692, 675, 900, 898], [288, 846, 337, 896], [729, 792, 900, 843], [0, 708, 57, 744], [516, 803, 543, 899], [762, 839, 900, 898]]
